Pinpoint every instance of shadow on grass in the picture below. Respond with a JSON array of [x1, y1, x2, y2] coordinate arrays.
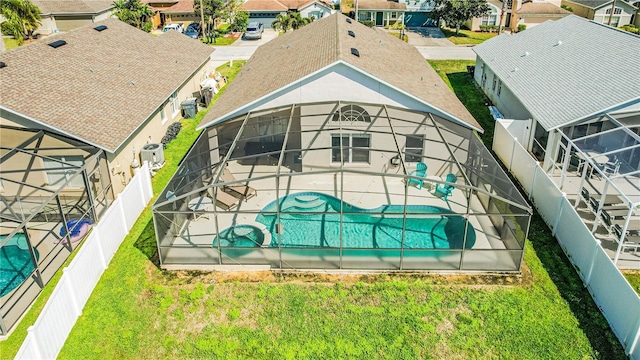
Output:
[[440, 28, 470, 38], [133, 215, 161, 267]]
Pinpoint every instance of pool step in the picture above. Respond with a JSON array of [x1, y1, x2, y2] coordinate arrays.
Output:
[[294, 195, 319, 203]]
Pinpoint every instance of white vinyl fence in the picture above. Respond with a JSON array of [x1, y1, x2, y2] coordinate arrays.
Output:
[[16, 163, 153, 360], [494, 120, 640, 359]]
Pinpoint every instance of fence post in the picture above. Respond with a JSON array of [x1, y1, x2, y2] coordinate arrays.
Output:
[[116, 194, 129, 233], [62, 269, 82, 317], [552, 193, 566, 236], [92, 230, 108, 270], [584, 239, 600, 285], [529, 163, 539, 199], [26, 327, 43, 359], [509, 137, 517, 172]]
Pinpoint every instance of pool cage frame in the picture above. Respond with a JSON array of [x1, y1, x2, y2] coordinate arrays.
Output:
[[153, 101, 532, 272], [0, 125, 114, 335]]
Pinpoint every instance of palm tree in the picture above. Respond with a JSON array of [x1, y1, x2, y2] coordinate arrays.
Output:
[[290, 11, 313, 30], [0, 0, 42, 45], [111, 0, 153, 31], [271, 13, 291, 32]]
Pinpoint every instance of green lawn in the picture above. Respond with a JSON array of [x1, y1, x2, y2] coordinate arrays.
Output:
[[1, 60, 627, 359], [441, 28, 498, 45], [3, 37, 20, 50], [389, 32, 409, 42], [624, 271, 640, 295]]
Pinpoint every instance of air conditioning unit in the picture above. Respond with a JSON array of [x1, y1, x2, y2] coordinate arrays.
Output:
[[140, 143, 165, 166]]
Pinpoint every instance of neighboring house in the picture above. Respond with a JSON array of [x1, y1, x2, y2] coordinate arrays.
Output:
[[145, 0, 201, 30], [0, 19, 215, 196], [356, 0, 407, 26], [152, 13, 531, 272], [561, 0, 638, 26], [467, 0, 570, 32], [241, 0, 334, 29], [31, 0, 114, 34], [472, 15, 640, 167], [397, 0, 437, 27]]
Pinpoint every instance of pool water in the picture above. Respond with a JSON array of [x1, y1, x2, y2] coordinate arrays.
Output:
[[255, 192, 475, 249], [214, 225, 264, 247], [1, 233, 39, 298]]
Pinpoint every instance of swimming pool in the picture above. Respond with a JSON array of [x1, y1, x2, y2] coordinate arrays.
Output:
[[1, 233, 39, 298], [255, 192, 475, 249]]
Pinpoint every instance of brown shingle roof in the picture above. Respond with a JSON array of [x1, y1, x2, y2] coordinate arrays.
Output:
[[357, 0, 406, 10], [241, 0, 331, 11], [518, 2, 571, 15], [199, 13, 480, 131], [32, 0, 114, 14], [0, 19, 213, 152]]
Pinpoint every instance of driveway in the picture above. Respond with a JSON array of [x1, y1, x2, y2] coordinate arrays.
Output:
[[406, 27, 455, 47], [232, 29, 278, 47]]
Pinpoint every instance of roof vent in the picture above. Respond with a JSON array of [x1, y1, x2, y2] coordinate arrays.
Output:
[[350, 48, 359, 57], [522, 51, 530, 57], [48, 40, 67, 48], [555, 40, 562, 46], [0, 62, 6, 69], [346, 18, 352, 23], [348, 30, 355, 37], [94, 25, 108, 32]]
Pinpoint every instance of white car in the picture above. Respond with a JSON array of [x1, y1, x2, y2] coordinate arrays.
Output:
[[163, 23, 184, 33]]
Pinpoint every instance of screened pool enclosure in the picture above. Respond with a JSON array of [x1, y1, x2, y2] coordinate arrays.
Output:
[[153, 102, 532, 271], [0, 126, 113, 334]]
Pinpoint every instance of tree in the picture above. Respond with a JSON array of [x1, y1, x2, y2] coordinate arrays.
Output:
[[194, 0, 224, 42], [230, 10, 249, 32], [271, 13, 293, 32], [429, 0, 489, 36], [271, 11, 313, 32], [0, 0, 42, 45], [112, 0, 153, 31]]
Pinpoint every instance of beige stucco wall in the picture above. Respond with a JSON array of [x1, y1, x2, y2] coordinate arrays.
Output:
[[560, 1, 594, 19]]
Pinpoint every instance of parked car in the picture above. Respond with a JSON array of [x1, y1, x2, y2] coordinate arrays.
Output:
[[163, 23, 184, 33], [244, 22, 264, 40], [184, 23, 201, 39]]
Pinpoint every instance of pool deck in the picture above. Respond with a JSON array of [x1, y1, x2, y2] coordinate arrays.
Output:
[[174, 163, 509, 254]]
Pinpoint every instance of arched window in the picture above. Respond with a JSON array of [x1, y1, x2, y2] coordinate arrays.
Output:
[[332, 105, 371, 122]]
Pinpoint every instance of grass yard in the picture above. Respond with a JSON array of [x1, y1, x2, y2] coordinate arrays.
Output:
[[441, 28, 498, 45], [2, 60, 627, 359], [388, 32, 409, 42], [624, 271, 640, 295]]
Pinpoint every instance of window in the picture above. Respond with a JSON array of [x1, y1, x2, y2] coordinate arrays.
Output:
[[160, 107, 167, 124], [43, 156, 85, 187], [390, 12, 398, 19], [169, 91, 179, 116], [481, 14, 497, 25], [331, 134, 370, 163], [404, 135, 424, 162], [492, 75, 497, 91], [333, 105, 371, 122], [605, 7, 622, 14], [480, 63, 487, 86], [497, 80, 502, 96]]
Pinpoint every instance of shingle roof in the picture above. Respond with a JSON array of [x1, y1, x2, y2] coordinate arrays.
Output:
[[518, 2, 571, 15], [358, 0, 407, 10], [32, 0, 114, 14], [199, 13, 479, 130], [563, 0, 611, 8], [241, 0, 332, 11], [473, 15, 640, 130], [0, 19, 213, 152]]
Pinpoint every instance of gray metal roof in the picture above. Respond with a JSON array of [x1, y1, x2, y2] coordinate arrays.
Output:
[[563, 0, 611, 8], [473, 15, 640, 130]]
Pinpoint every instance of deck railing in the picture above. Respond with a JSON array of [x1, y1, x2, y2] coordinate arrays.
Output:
[[494, 119, 640, 359], [15, 163, 153, 360]]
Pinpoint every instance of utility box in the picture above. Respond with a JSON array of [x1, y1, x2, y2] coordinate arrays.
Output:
[[181, 98, 198, 118], [140, 143, 165, 166]]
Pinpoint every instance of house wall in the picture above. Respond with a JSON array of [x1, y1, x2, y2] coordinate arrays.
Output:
[[474, 57, 533, 121], [561, 1, 595, 19], [466, 3, 501, 31], [300, 4, 332, 20], [230, 62, 475, 132], [591, 5, 635, 26]]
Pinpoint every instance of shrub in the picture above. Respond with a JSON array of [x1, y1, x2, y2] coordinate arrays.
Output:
[[359, 20, 375, 27], [620, 24, 639, 34], [479, 25, 487, 32], [388, 22, 405, 30], [517, 24, 526, 32], [142, 21, 153, 33], [561, 4, 573, 12]]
